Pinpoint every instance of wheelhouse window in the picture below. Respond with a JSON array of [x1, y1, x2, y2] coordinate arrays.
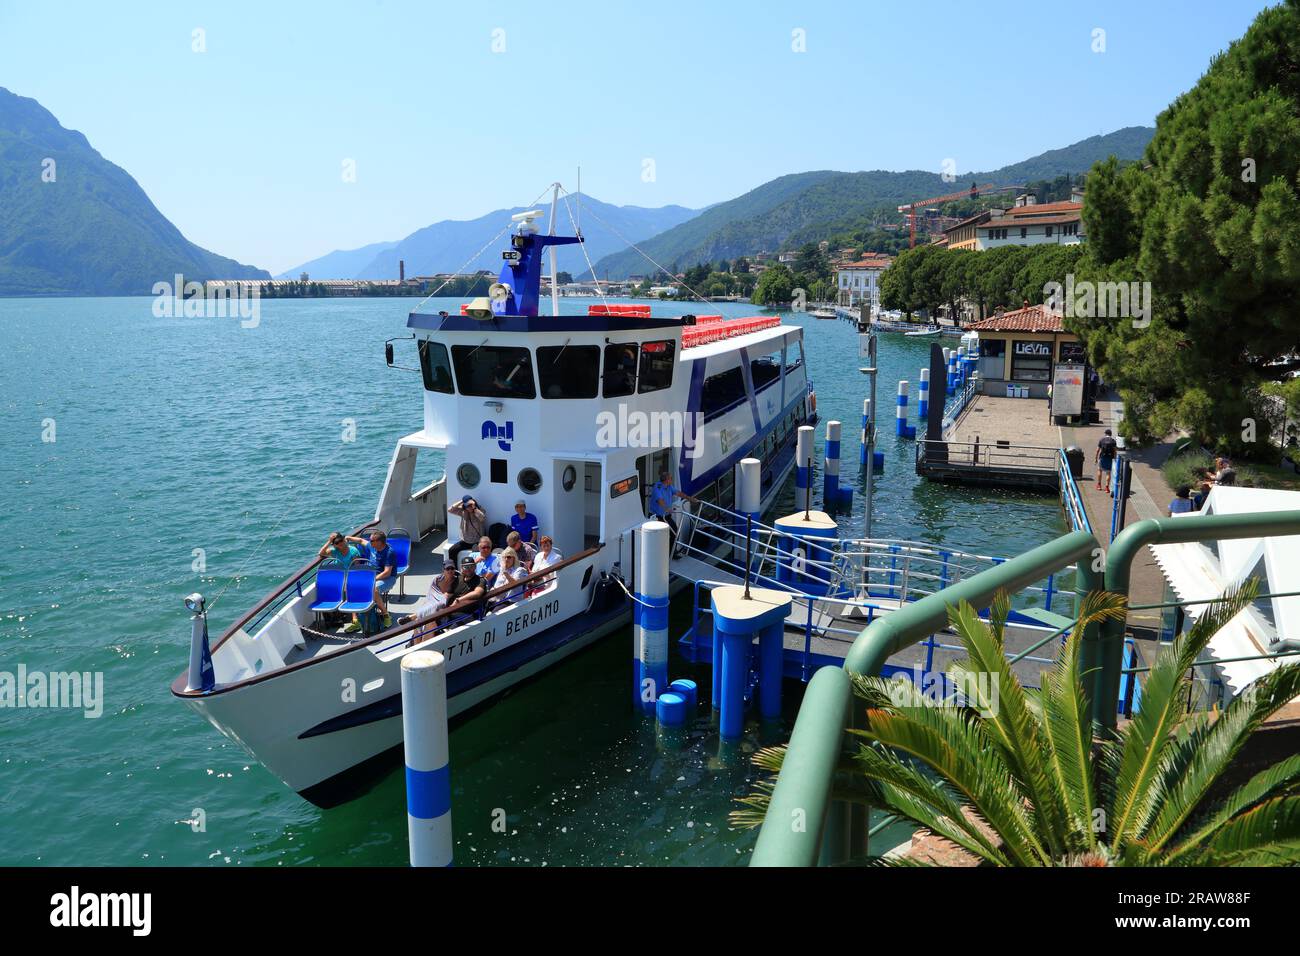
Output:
[[539, 344, 600, 399], [784, 339, 804, 375], [702, 366, 747, 421], [603, 343, 639, 398], [451, 345, 536, 398], [418, 340, 454, 394], [751, 348, 782, 392], [638, 340, 675, 393]]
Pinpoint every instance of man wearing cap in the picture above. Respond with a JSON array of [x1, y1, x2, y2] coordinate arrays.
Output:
[[449, 553, 486, 613], [447, 495, 488, 568]]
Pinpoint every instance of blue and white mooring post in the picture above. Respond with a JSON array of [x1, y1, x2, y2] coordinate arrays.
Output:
[[859, 398, 870, 467], [634, 520, 671, 714], [918, 367, 930, 422], [711, 585, 793, 739], [794, 424, 814, 504], [402, 650, 452, 867], [895, 381, 915, 439], [733, 457, 761, 568], [822, 420, 853, 508]]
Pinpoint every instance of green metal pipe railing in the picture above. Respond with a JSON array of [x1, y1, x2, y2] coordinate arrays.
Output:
[[1099, 509, 1300, 731], [751, 530, 1100, 867]]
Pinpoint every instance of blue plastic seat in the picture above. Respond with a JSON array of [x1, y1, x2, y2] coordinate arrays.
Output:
[[310, 567, 346, 612], [388, 530, 413, 596], [338, 569, 377, 614]]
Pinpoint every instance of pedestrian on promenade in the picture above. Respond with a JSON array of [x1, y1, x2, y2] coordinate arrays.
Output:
[[1096, 430, 1118, 492]]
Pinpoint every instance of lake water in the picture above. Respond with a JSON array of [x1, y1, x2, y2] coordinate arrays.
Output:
[[0, 295, 1065, 865]]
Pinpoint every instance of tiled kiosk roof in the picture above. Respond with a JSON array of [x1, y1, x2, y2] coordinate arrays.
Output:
[[964, 304, 1068, 333]]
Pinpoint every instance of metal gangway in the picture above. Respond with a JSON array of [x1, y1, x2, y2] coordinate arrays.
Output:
[[665, 499, 1078, 681]]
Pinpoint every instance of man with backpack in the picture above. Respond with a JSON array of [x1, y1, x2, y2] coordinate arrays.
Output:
[[1096, 430, 1118, 493]]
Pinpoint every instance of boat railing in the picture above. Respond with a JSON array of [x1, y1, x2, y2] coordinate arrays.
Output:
[[940, 376, 981, 434], [368, 544, 604, 657], [917, 438, 1060, 473], [679, 499, 1075, 615], [682, 574, 1068, 685], [1057, 448, 1093, 534], [219, 518, 381, 652], [175, 544, 606, 696]]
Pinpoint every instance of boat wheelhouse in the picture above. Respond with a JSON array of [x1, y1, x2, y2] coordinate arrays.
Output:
[[172, 205, 817, 805]]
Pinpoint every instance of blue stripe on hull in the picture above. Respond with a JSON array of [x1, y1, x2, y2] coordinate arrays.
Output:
[[299, 597, 630, 740]]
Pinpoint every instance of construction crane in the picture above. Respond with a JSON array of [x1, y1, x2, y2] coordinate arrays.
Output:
[[897, 182, 1023, 248]]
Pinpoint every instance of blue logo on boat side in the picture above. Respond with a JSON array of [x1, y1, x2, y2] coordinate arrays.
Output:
[[482, 420, 514, 452]]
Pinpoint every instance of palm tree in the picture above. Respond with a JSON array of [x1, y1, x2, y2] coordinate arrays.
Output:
[[735, 583, 1300, 865]]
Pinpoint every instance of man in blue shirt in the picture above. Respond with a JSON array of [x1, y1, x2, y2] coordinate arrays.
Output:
[[511, 500, 539, 545], [343, 529, 399, 630], [649, 470, 696, 552], [473, 536, 501, 587]]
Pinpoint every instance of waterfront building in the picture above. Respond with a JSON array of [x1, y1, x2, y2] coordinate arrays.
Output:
[[963, 303, 1085, 398], [941, 209, 1002, 251], [974, 200, 1085, 250], [835, 254, 893, 309]]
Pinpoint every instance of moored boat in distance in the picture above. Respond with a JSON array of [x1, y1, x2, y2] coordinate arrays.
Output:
[[172, 194, 817, 806]]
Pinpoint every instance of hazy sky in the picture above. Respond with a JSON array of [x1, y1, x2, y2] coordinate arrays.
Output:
[[0, 0, 1275, 273]]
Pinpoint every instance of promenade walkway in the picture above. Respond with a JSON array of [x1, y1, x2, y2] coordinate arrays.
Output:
[[1059, 391, 1179, 651]]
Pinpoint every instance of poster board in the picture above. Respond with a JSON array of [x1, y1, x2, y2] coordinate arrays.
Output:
[[1051, 363, 1085, 417]]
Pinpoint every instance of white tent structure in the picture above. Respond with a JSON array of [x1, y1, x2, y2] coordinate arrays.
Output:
[[1148, 486, 1300, 703]]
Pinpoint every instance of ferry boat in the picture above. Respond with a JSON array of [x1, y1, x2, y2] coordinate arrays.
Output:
[[172, 204, 818, 806]]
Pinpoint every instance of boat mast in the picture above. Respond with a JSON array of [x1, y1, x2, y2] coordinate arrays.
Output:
[[548, 182, 561, 317]]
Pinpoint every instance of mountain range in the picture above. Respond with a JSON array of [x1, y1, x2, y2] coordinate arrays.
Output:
[[589, 126, 1154, 278], [281, 197, 699, 280], [0, 87, 268, 297], [0, 84, 1155, 297]]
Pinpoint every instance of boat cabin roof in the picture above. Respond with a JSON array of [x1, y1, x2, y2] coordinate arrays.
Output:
[[408, 311, 686, 334]]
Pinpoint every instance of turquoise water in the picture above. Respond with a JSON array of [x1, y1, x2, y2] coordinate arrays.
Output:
[[0, 296, 1065, 865]]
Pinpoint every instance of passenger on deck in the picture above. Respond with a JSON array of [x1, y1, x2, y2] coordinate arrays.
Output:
[[506, 530, 537, 567], [492, 548, 529, 604], [318, 532, 359, 568], [1168, 485, 1194, 516], [511, 500, 539, 545], [342, 530, 398, 631], [530, 535, 561, 590], [399, 563, 457, 627], [473, 536, 501, 585], [450, 555, 486, 613], [448, 496, 488, 567]]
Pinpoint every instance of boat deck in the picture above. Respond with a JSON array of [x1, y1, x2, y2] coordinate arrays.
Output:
[[285, 533, 451, 661]]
